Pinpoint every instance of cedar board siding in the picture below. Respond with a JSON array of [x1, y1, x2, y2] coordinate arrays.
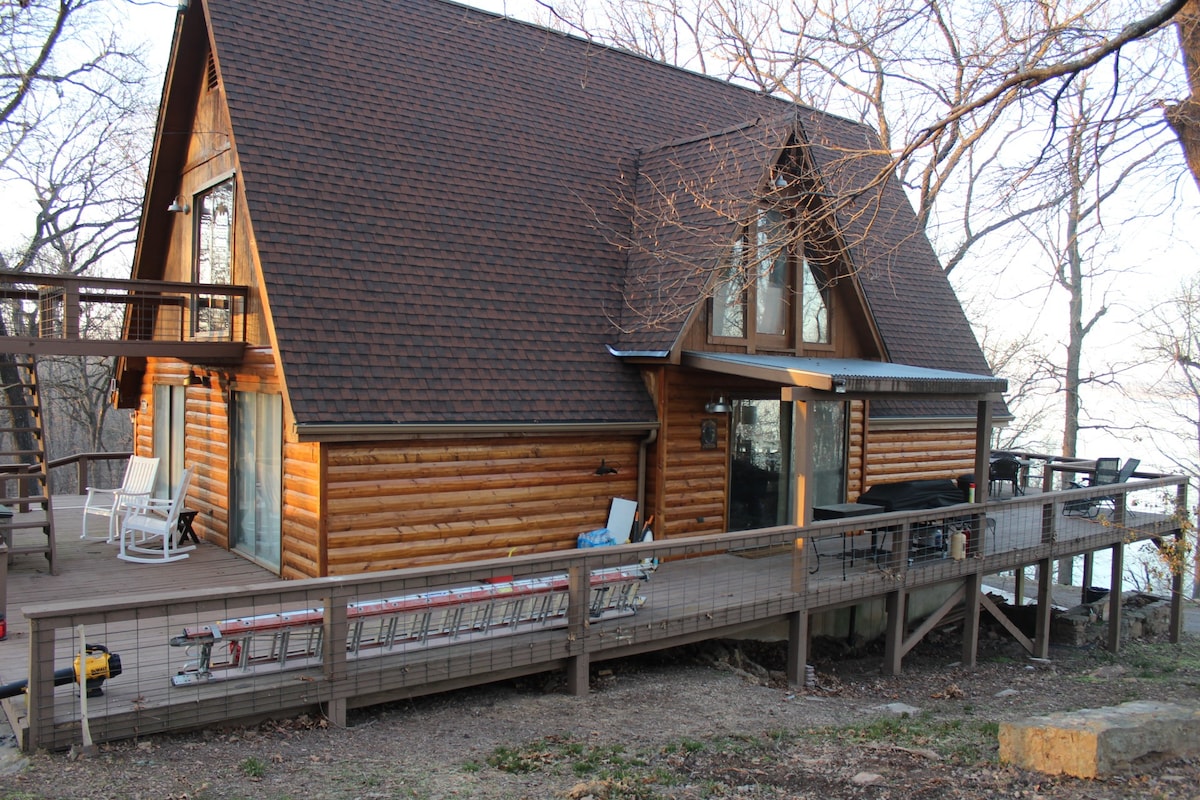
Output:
[[320, 435, 642, 575], [863, 422, 978, 487]]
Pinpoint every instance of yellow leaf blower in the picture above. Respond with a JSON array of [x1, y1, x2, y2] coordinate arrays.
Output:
[[0, 644, 122, 700]]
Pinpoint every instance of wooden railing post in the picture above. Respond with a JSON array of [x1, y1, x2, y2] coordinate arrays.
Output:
[[322, 586, 352, 727], [565, 563, 589, 696], [25, 617, 56, 752]]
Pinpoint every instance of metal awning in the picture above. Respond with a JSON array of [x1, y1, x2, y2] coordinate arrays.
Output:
[[681, 352, 1007, 398]]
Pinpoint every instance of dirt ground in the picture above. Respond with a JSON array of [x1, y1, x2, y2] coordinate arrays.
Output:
[[1, 623, 1199, 800]]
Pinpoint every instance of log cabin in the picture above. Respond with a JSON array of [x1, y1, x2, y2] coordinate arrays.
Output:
[[117, 0, 1008, 578]]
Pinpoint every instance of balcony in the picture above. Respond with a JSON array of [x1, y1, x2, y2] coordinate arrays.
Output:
[[0, 271, 249, 363]]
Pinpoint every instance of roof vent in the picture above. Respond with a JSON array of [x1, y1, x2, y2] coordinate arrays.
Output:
[[205, 53, 218, 92]]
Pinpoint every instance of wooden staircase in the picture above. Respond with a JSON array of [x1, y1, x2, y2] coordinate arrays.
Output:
[[0, 355, 56, 575]]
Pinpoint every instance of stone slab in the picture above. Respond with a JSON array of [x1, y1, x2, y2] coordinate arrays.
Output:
[[999, 701, 1200, 778]]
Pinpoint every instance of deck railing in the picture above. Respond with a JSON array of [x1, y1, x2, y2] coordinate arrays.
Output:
[[12, 471, 1188, 752], [0, 271, 249, 358]]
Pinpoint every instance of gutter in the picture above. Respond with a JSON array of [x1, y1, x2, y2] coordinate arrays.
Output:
[[293, 421, 659, 442]]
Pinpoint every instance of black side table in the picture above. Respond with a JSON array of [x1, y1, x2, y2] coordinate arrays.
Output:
[[177, 509, 200, 546]]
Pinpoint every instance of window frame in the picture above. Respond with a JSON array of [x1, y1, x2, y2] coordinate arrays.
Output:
[[191, 174, 236, 337], [709, 201, 835, 352]]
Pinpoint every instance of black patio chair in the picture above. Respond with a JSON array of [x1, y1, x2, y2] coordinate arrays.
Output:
[[988, 456, 1023, 497], [1062, 457, 1138, 518]]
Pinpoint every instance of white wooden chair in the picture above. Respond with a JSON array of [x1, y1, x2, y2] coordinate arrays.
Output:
[[81, 455, 160, 543], [118, 467, 195, 564]]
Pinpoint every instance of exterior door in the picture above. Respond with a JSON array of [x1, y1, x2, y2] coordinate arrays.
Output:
[[152, 384, 186, 499], [231, 391, 282, 570], [728, 399, 791, 531]]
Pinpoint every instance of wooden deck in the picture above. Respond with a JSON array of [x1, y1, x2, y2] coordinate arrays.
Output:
[[0, 477, 1188, 752]]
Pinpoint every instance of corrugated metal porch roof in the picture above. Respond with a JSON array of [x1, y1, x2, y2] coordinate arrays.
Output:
[[681, 352, 1007, 398]]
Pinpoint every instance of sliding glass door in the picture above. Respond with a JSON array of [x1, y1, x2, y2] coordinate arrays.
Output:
[[231, 392, 282, 570]]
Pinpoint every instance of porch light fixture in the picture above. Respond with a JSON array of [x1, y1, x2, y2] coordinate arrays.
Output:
[[705, 395, 731, 414], [168, 197, 190, 214], [594, 459, 618, 476], [186, 370, 210, 388]]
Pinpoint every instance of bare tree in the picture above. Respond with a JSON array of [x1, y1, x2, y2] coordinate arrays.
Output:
[[1, 0, 152, 464], [1163, 0, 1200, 188]]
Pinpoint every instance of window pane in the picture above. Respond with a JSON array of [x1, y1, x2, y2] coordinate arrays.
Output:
[[712, 237, 746, 338], [729, 399, 790, 531], [810, 400, 847, 506], [196, 180, 232, 284], [195, 178, 234, 336], [755, 210, 789, 337], [802, 259, 830, 344]]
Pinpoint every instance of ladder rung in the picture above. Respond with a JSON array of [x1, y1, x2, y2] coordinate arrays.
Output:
[[6, 544, 53, 556], [0, 495, 50, 505]]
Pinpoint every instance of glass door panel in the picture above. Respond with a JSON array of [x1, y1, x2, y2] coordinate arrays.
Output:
[[231, 392, 282, 570], [728, 399, 791, 532]]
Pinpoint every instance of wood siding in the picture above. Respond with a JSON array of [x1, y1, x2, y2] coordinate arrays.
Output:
[[321, 435, 642, 575], [862, 421, 978, 487], [655, 372, 730, 540]]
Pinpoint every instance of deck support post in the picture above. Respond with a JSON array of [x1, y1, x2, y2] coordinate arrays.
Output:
[[323, 698, 347, 728], [566, 565, 590, 696], [962, 571, 983, 668], [1033, 557, 1053, 659], [1081, 553, 1094, 603], [786, 610, 808, 687], [1171, 529, 1185, 643], [1013, 566, 1025, 606], [883, 589, 905, 676], [1107, 542, 1124, 653]]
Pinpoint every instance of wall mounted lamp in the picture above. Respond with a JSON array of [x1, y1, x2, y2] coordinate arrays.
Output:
[[186, 370, 211, 388], [168, 197, 191, 214], [704, 395, 731, 414], [594, 459, 618, 476]]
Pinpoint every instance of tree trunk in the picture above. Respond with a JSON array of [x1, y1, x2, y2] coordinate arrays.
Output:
[[1168, 0, 1200, 191]]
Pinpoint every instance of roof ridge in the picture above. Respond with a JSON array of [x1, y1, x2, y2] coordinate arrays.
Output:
[[637, 111, 796, 155]]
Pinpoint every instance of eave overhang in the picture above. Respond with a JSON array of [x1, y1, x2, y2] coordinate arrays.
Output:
[[293, 420, 660, 443], [681, 352, 1006, 400]]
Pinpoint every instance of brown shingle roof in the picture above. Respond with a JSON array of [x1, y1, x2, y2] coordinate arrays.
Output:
[[182, 0, 993, 427]]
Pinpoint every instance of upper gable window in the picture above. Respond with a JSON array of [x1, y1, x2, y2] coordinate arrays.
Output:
[[710, 201, 831, 350], [193, 177, 234, 335]]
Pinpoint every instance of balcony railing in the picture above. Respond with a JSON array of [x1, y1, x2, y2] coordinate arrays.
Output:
[[0, 271, 249, 362]]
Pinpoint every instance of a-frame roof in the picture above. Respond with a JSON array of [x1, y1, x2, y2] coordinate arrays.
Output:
[[139, 0, 995, 428]]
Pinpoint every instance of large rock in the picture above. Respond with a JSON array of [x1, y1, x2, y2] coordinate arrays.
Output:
[[999, 701, 1200, 778]]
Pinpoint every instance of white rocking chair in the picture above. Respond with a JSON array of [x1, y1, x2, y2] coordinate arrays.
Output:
[[81, 455, 160, 543], [118, 467, 195, 564]]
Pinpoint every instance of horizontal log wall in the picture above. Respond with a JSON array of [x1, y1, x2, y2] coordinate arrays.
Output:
[[862, 421, 978, 487], [321, 435, 641, 575], [281, 441, 322, 579], [658, 372, 729, 540], [847, 400, 866, 499]]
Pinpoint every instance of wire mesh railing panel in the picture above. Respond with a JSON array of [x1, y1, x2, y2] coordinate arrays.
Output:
[[16, 472, 1188, 751]]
